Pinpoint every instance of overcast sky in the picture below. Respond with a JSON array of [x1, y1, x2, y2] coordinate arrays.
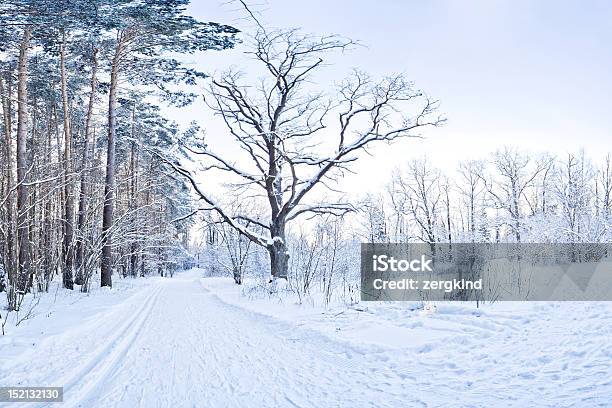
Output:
[[166, 0, 612, 194]]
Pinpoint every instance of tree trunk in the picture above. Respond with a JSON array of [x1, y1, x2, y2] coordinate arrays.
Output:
[[512, 196, 521, 242], [469, 190, 475, 235], [75, 47, 98, 286], [446, 188, 452, 247], [101, 41, 122, 288], [60, 32, 74, 289], [268, 220, 289, 279], [42, 101, 54, 290], [16, 28, 32, 294], [129, 106, 138, 277], [0, 74, 14, 292], [232, 266, 242, 285]]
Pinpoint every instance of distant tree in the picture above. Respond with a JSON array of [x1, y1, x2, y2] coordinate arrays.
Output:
[[552, 152, 594, 242], [482, 147, 548, 242], [390, 159, 443, 254], [360, 194, 390, 243], [596, 153, 612, 218], [457, 160, 486, 240]]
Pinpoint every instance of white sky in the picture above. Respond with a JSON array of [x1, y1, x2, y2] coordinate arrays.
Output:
[[164, 0, 612, 195]]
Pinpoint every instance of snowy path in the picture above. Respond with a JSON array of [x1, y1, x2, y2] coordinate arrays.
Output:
[[56, 271, 430, 408], [1, 269, 611, 407]]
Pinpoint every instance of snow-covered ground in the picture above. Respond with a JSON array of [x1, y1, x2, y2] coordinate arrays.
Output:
[[1, 268, 611, 407]]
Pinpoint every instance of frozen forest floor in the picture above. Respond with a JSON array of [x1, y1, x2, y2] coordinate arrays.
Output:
[[1, 268, 611, 407]]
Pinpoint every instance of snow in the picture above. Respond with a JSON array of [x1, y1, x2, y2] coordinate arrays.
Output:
[[267, 236, 285, 246], [1, 269, 611, 407]]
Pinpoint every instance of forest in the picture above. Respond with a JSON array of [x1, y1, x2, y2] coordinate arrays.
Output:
[[0, 0, 238, 311]]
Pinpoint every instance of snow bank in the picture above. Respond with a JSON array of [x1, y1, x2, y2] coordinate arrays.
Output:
[[201, 274, 612, 406]]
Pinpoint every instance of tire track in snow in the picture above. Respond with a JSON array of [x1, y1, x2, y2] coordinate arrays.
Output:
[[48, 284, 163, 408]]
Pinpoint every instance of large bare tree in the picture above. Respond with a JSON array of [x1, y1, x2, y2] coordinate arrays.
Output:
[[167, 25, 444, 279]]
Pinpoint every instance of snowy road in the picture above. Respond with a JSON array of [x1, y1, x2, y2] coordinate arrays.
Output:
[[57, 270, 430, 408], [1, 269, 611, 407]]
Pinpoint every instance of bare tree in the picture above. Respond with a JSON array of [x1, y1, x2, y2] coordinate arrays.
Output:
[[165, 21, 443, 280], [596, 153, 612, 218], [535, 154, 555, 216], [553, 152, 594, 242], [457, 160, 485, 239], [359, 193, 390, 243], [482, 147, 548, 242], [202, 201, 263, 284], [390, 159, 443, 254]]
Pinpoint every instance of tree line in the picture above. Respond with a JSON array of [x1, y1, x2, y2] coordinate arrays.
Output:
[[197, 148, 612, 304], [365, 149, 612, 246]]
